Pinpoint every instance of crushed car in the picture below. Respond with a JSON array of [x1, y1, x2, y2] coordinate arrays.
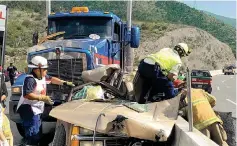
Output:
[[49, 66, 182, 146]]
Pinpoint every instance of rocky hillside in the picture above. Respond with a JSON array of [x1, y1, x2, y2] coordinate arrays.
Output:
[[135, 26, 235, 70], [2, 1, 236, 55], [6, 21, 235, 72]]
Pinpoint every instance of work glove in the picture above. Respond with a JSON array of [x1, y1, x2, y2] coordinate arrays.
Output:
[[1, 140, 9, 146], [63, 81, 75, 87], [38, 95, 54, 105]]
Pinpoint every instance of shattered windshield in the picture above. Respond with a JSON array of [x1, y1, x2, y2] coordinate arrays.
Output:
[[48, 17, 112, 39]]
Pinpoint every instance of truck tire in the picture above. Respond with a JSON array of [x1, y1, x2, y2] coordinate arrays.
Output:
[[16, 123, 25, 138], [51, 125, 66, 146]]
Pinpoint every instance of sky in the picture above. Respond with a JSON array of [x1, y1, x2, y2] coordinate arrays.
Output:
[[181, 1, 236, 19]]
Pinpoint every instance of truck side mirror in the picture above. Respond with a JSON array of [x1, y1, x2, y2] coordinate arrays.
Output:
[[130, 26, 140, 48]]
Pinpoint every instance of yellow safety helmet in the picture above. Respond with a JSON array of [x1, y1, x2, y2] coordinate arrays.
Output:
[[174, 43, 191, 57]]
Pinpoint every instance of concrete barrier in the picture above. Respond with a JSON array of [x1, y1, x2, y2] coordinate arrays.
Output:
[[210, 70, 223, 76], [172, 116, 218, 146]]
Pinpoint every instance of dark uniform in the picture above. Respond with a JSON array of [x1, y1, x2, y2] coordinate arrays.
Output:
[[7, 64, 17, 86]]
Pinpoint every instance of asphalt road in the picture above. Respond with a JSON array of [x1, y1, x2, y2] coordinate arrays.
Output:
[[3, 74, 236, 145], [211, 74, 236, 118]]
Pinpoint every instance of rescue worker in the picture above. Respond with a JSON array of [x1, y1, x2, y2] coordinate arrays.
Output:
[[134, 43, 191, 104], [16, 56, 75, 146], [175, 80, 228, 146], [7, 63, 17, 86]]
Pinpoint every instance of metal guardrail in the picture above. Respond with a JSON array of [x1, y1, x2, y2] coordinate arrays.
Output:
[[209, 70, 223, 76], [186, 67, 193, 132]]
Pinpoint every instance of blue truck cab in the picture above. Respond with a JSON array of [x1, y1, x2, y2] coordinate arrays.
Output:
[[9, 7, 140, 138]]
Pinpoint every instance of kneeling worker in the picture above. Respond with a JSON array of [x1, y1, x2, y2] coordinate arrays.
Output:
[[16, 56, 75, 146], [175, 80, 228, 146], [134, 43, 191, 103]]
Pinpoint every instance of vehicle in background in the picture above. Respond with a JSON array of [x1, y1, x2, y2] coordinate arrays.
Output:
[[191, 70, 212, 94], [223, 65, 236, 75]]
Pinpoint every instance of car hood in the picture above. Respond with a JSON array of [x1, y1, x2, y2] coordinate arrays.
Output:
[[50, 94, 181, 142]]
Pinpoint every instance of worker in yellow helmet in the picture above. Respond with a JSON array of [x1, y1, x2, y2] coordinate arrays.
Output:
[[134, 43, 191, 104], [179, 88, 228, 146]]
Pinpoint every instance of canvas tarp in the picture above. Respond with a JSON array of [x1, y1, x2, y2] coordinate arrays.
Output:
[[49, 94, 181, 142]]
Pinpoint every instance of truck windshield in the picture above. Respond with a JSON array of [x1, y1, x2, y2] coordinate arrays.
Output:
[[48, 17, 112, 39]]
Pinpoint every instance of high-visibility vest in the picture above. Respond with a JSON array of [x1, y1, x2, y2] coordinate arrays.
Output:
[[145, 48, 182, 76], [185, 89, 222, 130], [17, 75, 47, 115]]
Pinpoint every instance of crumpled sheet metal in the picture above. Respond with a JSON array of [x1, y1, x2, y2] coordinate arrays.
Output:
[[81, 64, 120, 82], [50, 94, 181, 142]]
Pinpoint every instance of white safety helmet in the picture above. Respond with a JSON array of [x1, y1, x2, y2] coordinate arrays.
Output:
[[174, 43, 191, 57], [28, 56, 48, 69]]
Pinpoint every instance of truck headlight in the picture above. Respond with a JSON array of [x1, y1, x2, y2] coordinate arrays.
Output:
[[11, 87, 21, 95], [80, 141, 103, 146]]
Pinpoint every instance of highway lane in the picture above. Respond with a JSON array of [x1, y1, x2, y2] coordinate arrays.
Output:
[[211, 74, 236, 118]]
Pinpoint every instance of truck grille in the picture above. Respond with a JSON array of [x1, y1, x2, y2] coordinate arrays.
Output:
[[46, 58, 86, 100]]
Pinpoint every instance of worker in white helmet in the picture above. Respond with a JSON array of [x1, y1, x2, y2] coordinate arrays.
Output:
[[16, 56, 75, 146], [134, 43, 191, 104]]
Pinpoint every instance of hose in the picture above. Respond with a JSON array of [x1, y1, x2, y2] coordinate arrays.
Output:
[[93, 113, 105, 146]]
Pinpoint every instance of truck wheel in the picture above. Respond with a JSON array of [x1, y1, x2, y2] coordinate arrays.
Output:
[[51, 125, 66, 146], [16, 123, 25, 138]]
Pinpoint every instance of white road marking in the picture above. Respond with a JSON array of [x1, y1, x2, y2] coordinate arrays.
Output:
[[222, 80, 226, 83], [226, 99, 237, 105], [217, 86, 220, 90]]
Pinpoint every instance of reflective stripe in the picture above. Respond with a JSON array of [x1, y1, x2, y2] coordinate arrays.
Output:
[[193, 99, 209, 106], [192, 82, 209, 85], [194, 117, 221, 130]]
